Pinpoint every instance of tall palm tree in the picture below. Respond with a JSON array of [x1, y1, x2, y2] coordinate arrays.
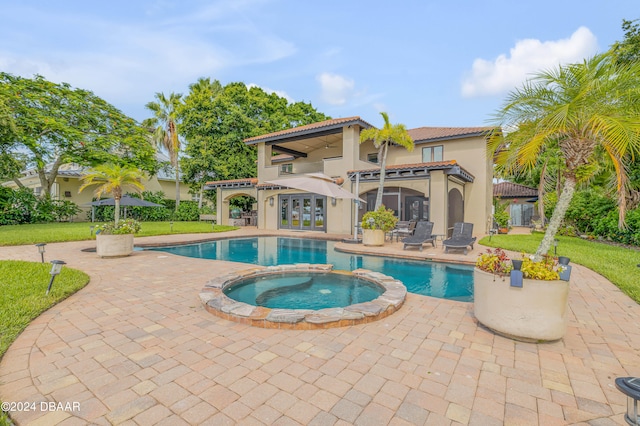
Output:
[[143, 92, 183, 210], [79, 164, 145, 224], [359, 112, 414, 210], [490, 52, 640, 260]]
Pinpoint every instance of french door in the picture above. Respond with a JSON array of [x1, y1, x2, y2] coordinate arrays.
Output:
[[279, 194, 326, 231]]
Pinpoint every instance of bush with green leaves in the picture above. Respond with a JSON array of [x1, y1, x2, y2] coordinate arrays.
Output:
[[97, 218, 141, 235], [171, 200, 200, 221], [361, 206, 398, 232], [0, 187, 80, 225]]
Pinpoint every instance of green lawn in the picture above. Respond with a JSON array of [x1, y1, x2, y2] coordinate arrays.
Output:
[[479, 233, 640, 304], [0, 221, 237, 246], [0, 261, 90, 425]]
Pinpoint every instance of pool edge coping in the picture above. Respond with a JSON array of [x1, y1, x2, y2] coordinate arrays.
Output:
[[199, 264, 407, 329]]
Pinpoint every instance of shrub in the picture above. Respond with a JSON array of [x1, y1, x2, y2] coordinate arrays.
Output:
[[520, 255, 560, 280], [361, 206, 398, 232], [172, 201, 200, 221]]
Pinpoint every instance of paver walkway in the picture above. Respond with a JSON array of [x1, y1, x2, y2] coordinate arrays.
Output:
[[1, 228, 639, 425]]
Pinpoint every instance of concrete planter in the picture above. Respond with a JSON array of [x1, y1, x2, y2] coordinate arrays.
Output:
[[362, 229, 385, 246], [473, 268, 570, 342], [96, 233, 134, 258]]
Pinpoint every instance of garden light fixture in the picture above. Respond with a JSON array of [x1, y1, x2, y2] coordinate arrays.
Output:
[[46, 260, 66, 295], [35, 243, 46, 263], [616, 377, 640, 425], [553, 238, 559, 255], [170, 221, 174, 232], [90, 225, 95, 236]]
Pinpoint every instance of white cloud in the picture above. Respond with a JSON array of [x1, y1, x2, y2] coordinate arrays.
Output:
[[317, 72, 355, 105], [461, 26, 599, 97], [247, 83, 294, 103]]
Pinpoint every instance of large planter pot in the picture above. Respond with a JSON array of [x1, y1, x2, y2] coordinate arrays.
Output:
[[362, 229, 385, 246], [96, 233, 134, 258], [473, 268, 570, 342]]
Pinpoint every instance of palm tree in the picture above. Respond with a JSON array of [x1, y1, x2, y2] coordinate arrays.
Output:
[[490, 52, 640, 260], [143, 92, 183, 210], [359, 112, 414, 210], [79, 164, 145, 224]]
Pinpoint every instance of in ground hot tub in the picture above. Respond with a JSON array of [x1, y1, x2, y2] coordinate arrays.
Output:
[[200, 264, 406, 329]]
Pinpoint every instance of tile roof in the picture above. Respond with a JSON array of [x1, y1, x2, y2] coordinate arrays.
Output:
[[244, 117, 373, 144], [493, 182, 538, 198], [349, 160, 457, 174], [408, 126, 496, 143]]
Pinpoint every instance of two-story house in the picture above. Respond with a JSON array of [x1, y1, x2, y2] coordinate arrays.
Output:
[[206, 116, 496, 238]]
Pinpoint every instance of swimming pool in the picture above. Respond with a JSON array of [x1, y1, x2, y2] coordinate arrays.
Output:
[[148, 237, 474, 301]]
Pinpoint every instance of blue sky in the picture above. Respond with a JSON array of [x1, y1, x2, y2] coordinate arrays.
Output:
[[0, 1, 636, 129]]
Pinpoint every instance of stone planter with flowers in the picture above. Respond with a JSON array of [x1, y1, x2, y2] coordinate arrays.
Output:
[[361, 206, 398, 246], [96, 219, 141, 258], [473, 247, 571, 342]]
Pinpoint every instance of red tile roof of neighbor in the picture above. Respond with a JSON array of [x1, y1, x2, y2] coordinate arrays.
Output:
[[244, 117, 374, 144], [407, 126, 496, 142], [493, 182, 538, 198], [205, 178, 258, 186]]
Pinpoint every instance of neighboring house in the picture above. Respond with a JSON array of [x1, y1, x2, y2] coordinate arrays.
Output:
[[206, 116, 497, 238], [493, 181, 539, 227], [1, 153, 192, 221]]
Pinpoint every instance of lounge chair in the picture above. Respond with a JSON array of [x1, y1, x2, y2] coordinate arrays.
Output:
[[402, 221, 435, 251], [392, 220, 416, 241], [442, 222, 476, 255]]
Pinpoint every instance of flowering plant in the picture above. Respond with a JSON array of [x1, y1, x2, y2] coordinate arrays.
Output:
[[476, 248, 562, 281], [475, 248, 512, 276], [97, 219, 141, 235]]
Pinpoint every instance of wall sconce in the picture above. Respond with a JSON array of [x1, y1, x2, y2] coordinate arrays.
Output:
[[331, 198, 337, 206], [269, 197, 274, 207], [35, 243, 46, 263], [46, 260, 66, 295]]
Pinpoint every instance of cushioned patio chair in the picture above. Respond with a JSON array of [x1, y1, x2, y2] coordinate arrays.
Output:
[[393, 220, 417, 241], [442, 222, 476, 255], [402, 221, 435, 251]]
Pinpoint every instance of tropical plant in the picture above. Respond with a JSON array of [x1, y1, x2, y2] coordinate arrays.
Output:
[[79, 164, 145, 224], [489, 52, 640, 261], [476, 248, 561, 280], [96, 218, 141, 235], [361, 206, 398, 232], [144, 92, 183, 210], [359, 112, 414, 210]]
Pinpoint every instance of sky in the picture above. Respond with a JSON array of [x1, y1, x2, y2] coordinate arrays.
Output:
[[0, 0, 637, 129]]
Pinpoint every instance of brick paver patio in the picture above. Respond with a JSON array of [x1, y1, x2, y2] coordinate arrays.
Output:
[[1, 228, 639, 425]]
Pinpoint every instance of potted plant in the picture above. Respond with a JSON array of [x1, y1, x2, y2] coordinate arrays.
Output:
[[473, 248, 571, 342], [493, 202, 510, 234], [95, 219, 141, 257], [361, 206, 398, 246], [79, 164, 145, 257]]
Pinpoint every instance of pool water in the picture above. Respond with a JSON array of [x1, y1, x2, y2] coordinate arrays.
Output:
[[147, 237, 474, 301], [223, 272, 384, 310]]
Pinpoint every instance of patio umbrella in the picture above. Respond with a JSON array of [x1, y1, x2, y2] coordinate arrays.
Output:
[[265, 173, 363, 201], [85, 196, 163, 222], [85, 196, 163, 207]]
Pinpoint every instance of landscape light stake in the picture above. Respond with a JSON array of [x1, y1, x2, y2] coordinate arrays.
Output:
[[35, 243, 46, 263], [46, 260, 66, 295]]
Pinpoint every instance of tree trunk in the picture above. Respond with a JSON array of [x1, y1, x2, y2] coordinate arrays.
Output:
[[537, 160, 547, 225], [12, 177, 25, 189], [36, 156, 64, 198], [175, 167, 181, 210], [114, 199, 121, 224], [374, 142, 387, 210], [198, 184, 204, 209], [534, 176, 576, 261]]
